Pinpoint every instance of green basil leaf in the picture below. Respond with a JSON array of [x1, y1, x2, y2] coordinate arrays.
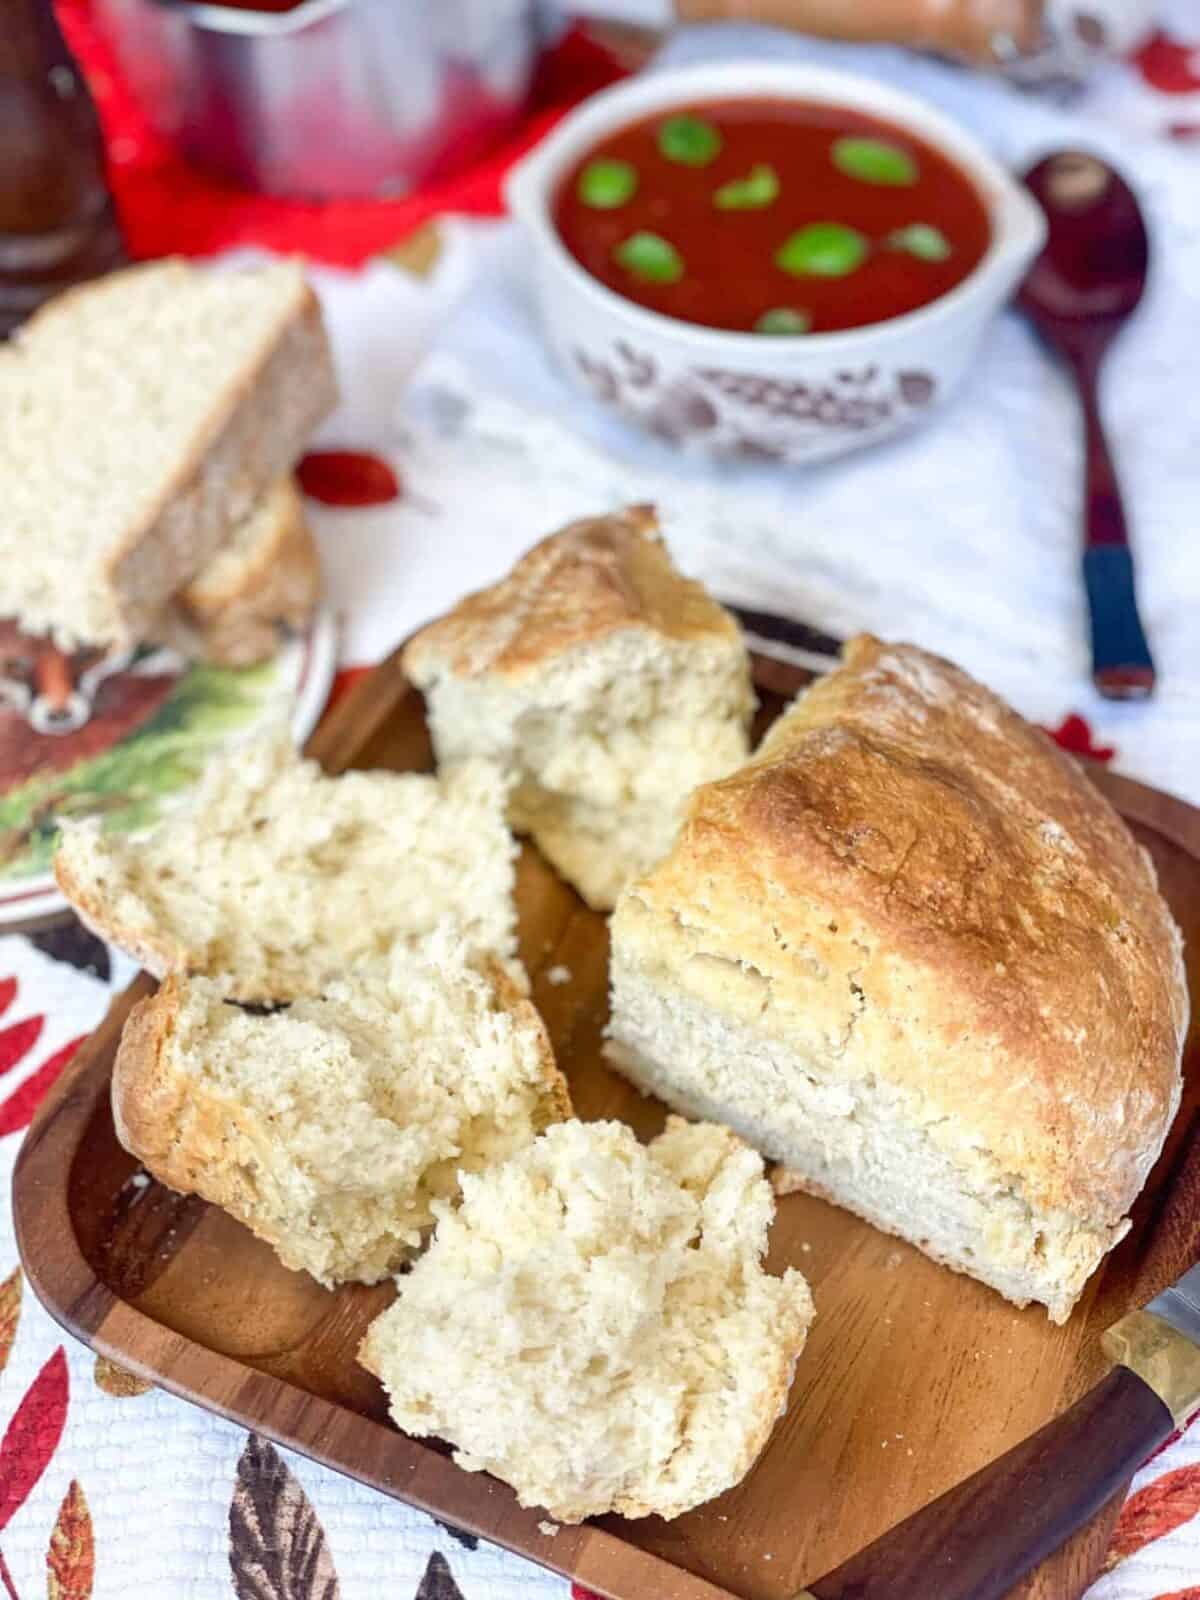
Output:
[[577, 158, 638, 210], [658, 114, 722, 167], [775, 223, 868, 278], [832, 136, 918, 187], [714, 163, 780, 211], [613, 231, 685, 284], [887, 222, 952, 261], [754, 307, 812, 335]]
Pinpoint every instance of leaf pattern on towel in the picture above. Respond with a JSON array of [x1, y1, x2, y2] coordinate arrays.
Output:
[[92, 1357, 152, 1399], [433, 1519, 478, 1551], [1045, 713, 1116, 764], [46, 1480, 94, 1600], [0, 1347, 69, 1532], [415, 1552, 466, 1600], [0, 1036, 85, 1139], [229, 1433, 341, 1600], [0, 1273, 20, 1383], [297, 452, 400, 508], [1108, 1462, 1200, 1567]]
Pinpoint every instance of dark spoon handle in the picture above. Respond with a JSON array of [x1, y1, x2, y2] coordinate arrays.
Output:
[[1072, 348, 1156, 700], [805, 1364, 1173, 1600]]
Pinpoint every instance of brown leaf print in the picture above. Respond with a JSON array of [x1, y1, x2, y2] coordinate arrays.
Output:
[[415, 1552, 465, 1600], [229, 1433, 341, 1600], [92, 1356, 152, 1398], [1107, 1462, 1200, 1567], [46, 1480, 94, 1600], [0, 1271, 20, 1380]]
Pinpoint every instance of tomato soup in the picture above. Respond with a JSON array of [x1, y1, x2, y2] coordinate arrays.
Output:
[[553, 99, 991, 335]]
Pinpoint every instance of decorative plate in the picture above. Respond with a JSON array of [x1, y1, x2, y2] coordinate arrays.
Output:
[[0, 606, 338, 929]]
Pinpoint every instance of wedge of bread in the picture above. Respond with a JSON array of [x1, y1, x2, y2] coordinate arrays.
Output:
[[113, 940, 570, 1285], [54, 732, 518, 1002], [403, 506, 755, 911], [165, 476, 320, 666], [1, 258, 336, 650], [360, 1116, 813, 1522], [607, 635, 1189, 1323]]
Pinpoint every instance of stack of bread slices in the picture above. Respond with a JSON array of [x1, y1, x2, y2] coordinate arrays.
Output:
[[1, 258, 337, 664]]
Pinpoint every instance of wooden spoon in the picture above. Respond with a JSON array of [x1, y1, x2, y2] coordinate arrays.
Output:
[[1018, 151, 1156, 700]]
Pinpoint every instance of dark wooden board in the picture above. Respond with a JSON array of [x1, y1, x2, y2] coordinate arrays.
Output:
[[13, 647, 1200, 1600]]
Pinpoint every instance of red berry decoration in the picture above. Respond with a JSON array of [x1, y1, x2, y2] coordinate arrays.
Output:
[[297, 451, 401, 507]]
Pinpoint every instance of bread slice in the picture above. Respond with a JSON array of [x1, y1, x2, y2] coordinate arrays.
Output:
[[359, 1116, 813, 1522], [113, 940, 570, 1285], [403, 506, 755, 911], [1, 258, 336, 650], [165, 476, 320, 666], [607, 636, 1188, 1324], [54, 732, 519, 1002]]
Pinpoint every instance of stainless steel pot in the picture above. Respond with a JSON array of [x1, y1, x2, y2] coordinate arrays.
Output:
[[94, 0, 550, 199]]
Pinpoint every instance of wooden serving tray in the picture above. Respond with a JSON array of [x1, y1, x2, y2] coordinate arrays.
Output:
[[14, 648, 1200, 1600]]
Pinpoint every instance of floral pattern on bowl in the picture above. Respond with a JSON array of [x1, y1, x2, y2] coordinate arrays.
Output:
[[572, 339, 937, 462]]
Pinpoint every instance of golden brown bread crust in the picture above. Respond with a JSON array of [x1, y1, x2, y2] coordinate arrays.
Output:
[[53, 852, 184, 985], [402, 505, 741, 683], [629, 635, 1188, 1228]]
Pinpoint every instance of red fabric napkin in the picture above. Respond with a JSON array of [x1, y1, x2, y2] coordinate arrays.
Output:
[[54, 1, 625, 266]]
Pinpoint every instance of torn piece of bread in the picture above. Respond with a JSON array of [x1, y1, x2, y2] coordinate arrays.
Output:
[[113, 939, 570, 1285], [360, 1116, 813, 1522], [607, 635, 1188, 1324], [1, 258, 336, 649], [166, 476, 320, 666], [403, 506, 755, 911], [54, 732, 518, 1002]]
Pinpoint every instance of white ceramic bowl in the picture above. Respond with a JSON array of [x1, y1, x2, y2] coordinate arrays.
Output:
[[504, 63, 1047, 466]]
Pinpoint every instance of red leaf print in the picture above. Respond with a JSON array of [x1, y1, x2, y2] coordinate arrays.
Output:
[[46, 1479, 94, 1600], [571, 1587, 602, 1600], [0, 1346, 69, 1533], [1154, 1590, 1200, 1600], [1045, 713, 1115, 763], [1107, 1462, 1200, 1567], [0, 1016, 42, 1077], [1134, 31, 1200, 93], [297, 451, 400, 507], [0, 1036, 85, 1139], [0, 981, 15, 1021]]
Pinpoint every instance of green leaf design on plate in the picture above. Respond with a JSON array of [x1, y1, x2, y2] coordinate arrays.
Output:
[[658, 114, 722, 167], [613, 231, 685, 284], [832, 136, 918, 187], [887, 222, 952, 261], [755, 307, 812, 335], [714, 163, 780, 211], [775, 223, 868, 278], [577, 158, 638, 210]]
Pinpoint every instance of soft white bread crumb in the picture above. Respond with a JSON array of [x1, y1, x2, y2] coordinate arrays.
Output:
[[112, 937, 571, 1285], [403, 507, 755, 910], [164, 476, 321, 666], [1, 259, 336, 649], [54, 731, 519, 1002], [359, 1117, 813, 1522]]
